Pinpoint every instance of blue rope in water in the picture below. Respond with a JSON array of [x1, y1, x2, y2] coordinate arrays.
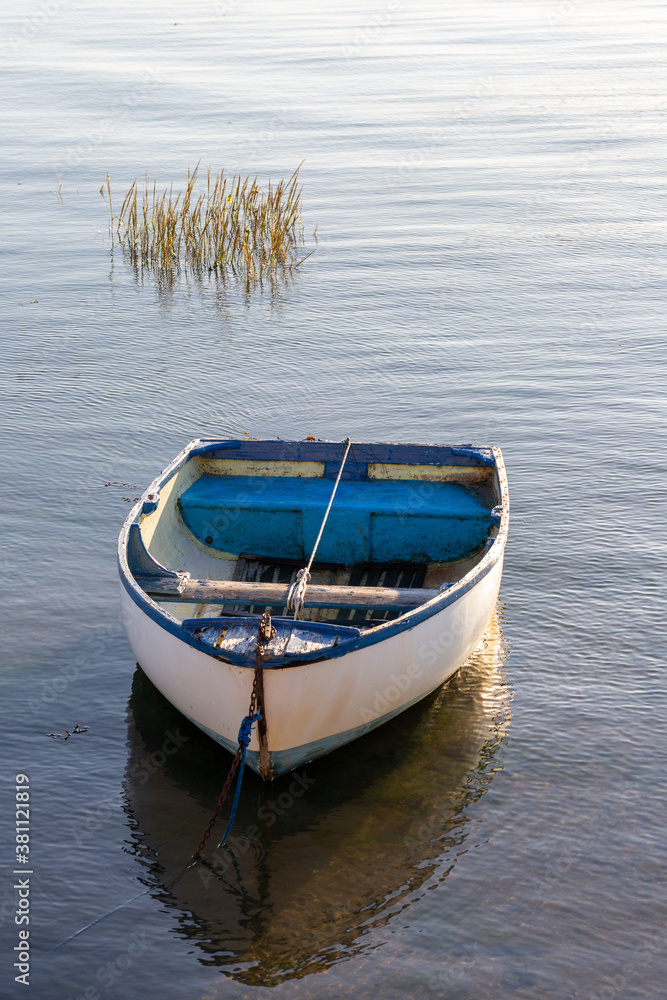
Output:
[[219, 712, 261, 847]]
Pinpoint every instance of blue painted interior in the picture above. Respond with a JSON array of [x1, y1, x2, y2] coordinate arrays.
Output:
[[127, 523, 178, 581], [178, 475, 491, 564]]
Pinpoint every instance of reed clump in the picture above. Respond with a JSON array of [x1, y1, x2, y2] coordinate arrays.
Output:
[[103, 164, 309, 285]]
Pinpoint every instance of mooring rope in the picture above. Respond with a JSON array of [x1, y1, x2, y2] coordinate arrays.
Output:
[[9, 850, 201, 980], [286, 436, 352, 617], [189, 712, 261, 862], [14, 619, 273, 982], [218, 712, 261, 847]]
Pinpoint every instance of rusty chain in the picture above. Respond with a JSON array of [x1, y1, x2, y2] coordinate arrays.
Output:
[[191, 612, 274, 861]]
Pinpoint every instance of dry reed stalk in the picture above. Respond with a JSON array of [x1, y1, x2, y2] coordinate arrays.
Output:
[[102, 164, 306, 287]]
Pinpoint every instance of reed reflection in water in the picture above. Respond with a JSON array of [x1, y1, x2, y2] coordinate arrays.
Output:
[[123, 609, 511, 987]]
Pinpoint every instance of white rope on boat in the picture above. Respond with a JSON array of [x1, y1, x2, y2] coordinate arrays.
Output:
[[286, 437, 352, 618], [286, 566, 311, 618]]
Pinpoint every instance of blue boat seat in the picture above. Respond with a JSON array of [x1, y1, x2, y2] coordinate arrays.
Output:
[[177, 475, 492, 565]]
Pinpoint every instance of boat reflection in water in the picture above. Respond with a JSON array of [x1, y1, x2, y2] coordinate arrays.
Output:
[[123, 609, 511, 986]]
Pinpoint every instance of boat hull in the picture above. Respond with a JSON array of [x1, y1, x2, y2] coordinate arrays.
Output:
[[120, 554, 504, 777]]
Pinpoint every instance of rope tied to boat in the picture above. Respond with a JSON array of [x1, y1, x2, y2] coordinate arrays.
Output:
[[217, 710, 261, 847], [191, 613, 273, 860], [286, 436, 352, 618], [236, 712, 261, 750], [286, 567, 310, 617]]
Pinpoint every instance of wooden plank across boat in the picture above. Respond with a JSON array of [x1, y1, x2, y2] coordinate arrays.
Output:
[[118, 438, 509, 779], [140, 573, 445, 609]]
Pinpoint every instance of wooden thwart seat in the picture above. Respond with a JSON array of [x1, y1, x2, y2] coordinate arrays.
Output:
[[139, 574, 444, 611], [126, 524, 448, 612]]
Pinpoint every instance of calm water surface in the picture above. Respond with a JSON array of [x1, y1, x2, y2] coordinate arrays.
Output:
[[1, 1, 666, 997]]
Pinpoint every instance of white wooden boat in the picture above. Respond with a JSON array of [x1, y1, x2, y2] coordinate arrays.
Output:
[[118, 438, 509, 779]]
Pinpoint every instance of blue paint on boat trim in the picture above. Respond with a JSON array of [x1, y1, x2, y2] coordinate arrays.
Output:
[[188, 439, 496, 468], [189, 440, 242, 456], [126, 523, 180, 582], [451, 446, 496, 466], [141, 494, 160, 515], [118, 438, 507, 670]]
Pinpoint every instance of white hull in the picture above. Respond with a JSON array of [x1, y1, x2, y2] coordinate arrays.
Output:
[[120, 556, 503, 776], [118, 437, 509, 778]]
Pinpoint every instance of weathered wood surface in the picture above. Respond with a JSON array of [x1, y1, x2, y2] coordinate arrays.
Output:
[[194, 621, 345, 658], [138, 575, 444, 610]]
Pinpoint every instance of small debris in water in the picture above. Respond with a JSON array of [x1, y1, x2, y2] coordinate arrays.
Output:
[[45, 724, 89, 741]]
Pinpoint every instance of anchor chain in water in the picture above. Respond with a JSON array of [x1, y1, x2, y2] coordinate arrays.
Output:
[[191, 612, 274, 860]]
